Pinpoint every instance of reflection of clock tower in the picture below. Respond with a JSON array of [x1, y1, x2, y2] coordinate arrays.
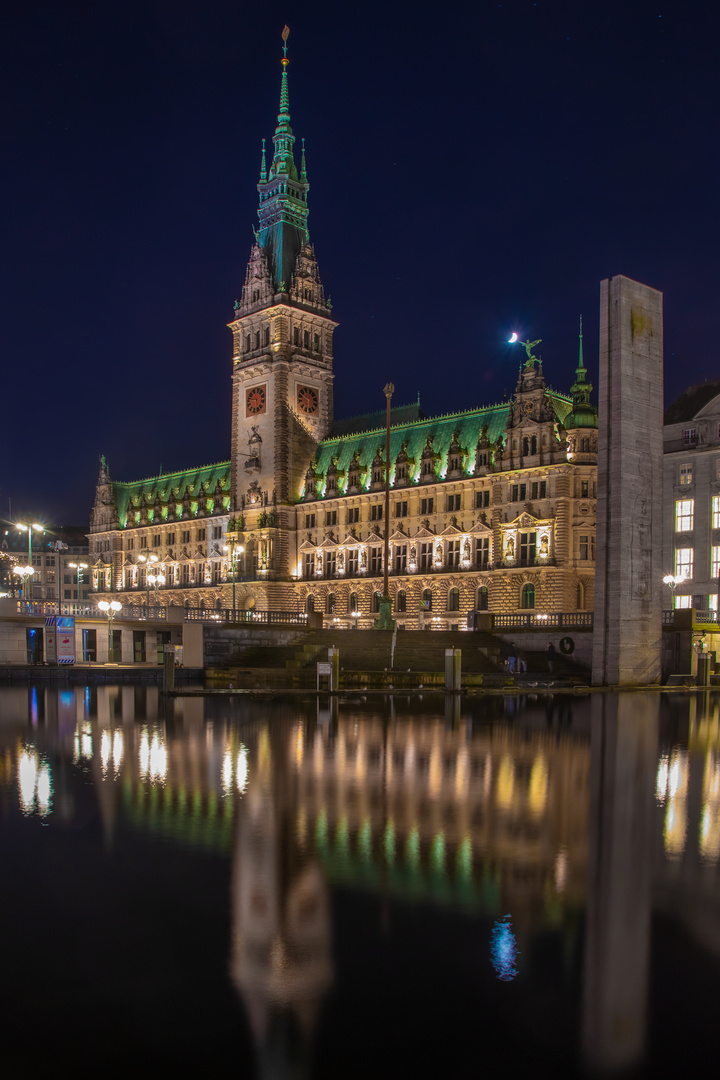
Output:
[[228, 26, 337, 578]]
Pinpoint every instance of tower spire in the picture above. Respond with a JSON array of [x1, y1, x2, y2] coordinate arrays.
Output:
[[259, 138, 267, 183], [300, 137, 307, 182], [578, 314, 585, 372]]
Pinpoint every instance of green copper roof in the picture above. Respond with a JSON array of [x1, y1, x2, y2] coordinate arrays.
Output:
[[112, 461, 231, 528]]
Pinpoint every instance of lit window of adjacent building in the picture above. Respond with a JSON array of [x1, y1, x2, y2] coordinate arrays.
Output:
[[675, 548, 694, 580], [675, 499, 694, 532], [679, 464, 693, 485], [709, 595, 718, 612], [675, 594, 692, 609], [682, 428, 696, 446], [713, 496, 720, 529], [712, 546, 720, 579]]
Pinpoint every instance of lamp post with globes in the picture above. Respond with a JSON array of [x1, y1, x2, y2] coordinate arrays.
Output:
[[223, 539, 245, 616], [68, 562, 88, 609], [98, 599, 122, 662], [663, 572, 687, 611], [13, 565, 35, 610], [16, 522, 43, 609], [147, 565, 166, 608], [137, 553, 161, 614]]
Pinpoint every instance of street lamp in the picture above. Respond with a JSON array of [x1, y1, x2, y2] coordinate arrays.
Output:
[[663, 572, 687, 609], [223, 540, 245, 615], [68, 562, 88, 607], [147, 564, 166, 608], [137, 553, 161, 613], [16, 522, 43, 608], [98, 600, 122, 662], [13, 565, 35, 609]]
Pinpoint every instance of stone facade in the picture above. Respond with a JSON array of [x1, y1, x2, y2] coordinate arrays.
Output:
[[89, 35, 598, 627]]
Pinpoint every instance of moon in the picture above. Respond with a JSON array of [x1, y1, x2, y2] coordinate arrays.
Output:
[[508, 332, 518, 344]]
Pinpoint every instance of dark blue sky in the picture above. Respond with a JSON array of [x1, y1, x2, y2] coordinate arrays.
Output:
[[3, 0, 718, 525]]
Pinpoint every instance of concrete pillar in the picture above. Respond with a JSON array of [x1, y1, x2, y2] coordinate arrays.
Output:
[[592, 276, 664, 686]]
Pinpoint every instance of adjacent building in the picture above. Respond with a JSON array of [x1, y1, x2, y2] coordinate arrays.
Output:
[[90, 34, 598, 627], [663, 380, 720, 614]]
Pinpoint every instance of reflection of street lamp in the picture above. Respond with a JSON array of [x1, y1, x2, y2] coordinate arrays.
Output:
[[223, 540, 245, 615], [98, 599, 122, 661], [13, 565, 35, 608], [663, 572, 687, 608], [68, 562, 88, 605]]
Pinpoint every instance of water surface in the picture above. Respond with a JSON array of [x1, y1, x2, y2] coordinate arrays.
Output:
[[1, 686, 718, 1078]]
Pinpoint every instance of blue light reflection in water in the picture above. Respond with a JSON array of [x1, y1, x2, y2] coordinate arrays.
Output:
[[490, 914, 519, 981]]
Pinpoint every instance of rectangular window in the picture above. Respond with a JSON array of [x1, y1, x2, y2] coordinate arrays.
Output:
[[196, 562, 205, 583], [347, 507, 359, 524], [716, 459, 720, 481], [371, 504, 383, 521], [394, 545, 407, 572], [675, 594, 692, 609], [420, 542, 433, 569], [304, 553, 314, 578], [325, 510, 337, 526], [326, 551, 337, 576], [581, 480, 589, 498], [127, 538, 134, 550], [711, 547, 720, 579], [447, 494, 461, 512], [152, 534, 161, 547], [305, 513, 316, 529], [212, 561, 221, 583], [420, 497, 434, 515], [446, 540, 461, 567], [682, 428, 697, 446], [579, 535, 589, 560], [181, 530, 190, 544], [181, 564, 189, 584], [675, 548, 694, 580], [679, 464, 693, 485], [710, 595, 718, 612], [212, 526, 222, 539], [713, 496, 720, 529], [32, 554, 42, 566], [476, 537, 490, 568], [197, 528, 206, 541], [519, 532, 536, 566], [347, 549, 358, 575], [475, 490, 490, 508], [369, 547, 382, 575], [395, 501, 408, 518], [676, 499, 694, 532], [45, 556, 55, 566], [133, 630, 146, 663]]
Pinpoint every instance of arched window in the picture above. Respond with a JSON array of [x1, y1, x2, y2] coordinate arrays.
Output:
[[576, 582, 584, 609], [373, 591, 382, 613], [326, 592, 336, 615], [306, 596, 315, 614], [448, 587, 460, 612], [477, 586, 488, 611], [215, 597, 222, 610], [304, 330, 310, 349], [349, 591, 358, 614], [396, 590, 406, 613], [521, 583, 535, 610], [531, 435, 537, 455], [422, 588, 432, 612]]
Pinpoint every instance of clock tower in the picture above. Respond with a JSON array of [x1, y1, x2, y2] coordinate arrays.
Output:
[[228, 26, 337, 578]]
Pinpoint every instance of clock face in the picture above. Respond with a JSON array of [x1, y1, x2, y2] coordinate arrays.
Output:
[[246, 385, 266, 416], [297, 386, 319, 415]]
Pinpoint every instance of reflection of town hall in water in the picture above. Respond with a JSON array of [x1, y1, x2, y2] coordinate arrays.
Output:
[[89, 33, 598, 624]]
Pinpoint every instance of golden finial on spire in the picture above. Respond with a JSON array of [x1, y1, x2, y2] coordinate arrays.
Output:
[[281, 25, 290, 66]]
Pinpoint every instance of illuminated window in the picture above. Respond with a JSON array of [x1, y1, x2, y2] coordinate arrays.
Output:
[[675, 548, 694, 580], [679, 463, 693, 485], [394, 545, 407, 572], [682, 428, 696, 446], [712, 547, 720, 578], [675, 499, 694, 532], [326, 551, 336, 576], [713, 496, 720, 529], [675, 594, 692, 609], [709, 594, 718, 612], [521, 583, 535, 609]]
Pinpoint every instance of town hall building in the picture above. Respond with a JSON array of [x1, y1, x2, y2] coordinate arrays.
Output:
[[89, 30, 598, 628]]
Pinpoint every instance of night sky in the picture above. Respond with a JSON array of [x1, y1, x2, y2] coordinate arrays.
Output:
[[3, 0, 719, 526]]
